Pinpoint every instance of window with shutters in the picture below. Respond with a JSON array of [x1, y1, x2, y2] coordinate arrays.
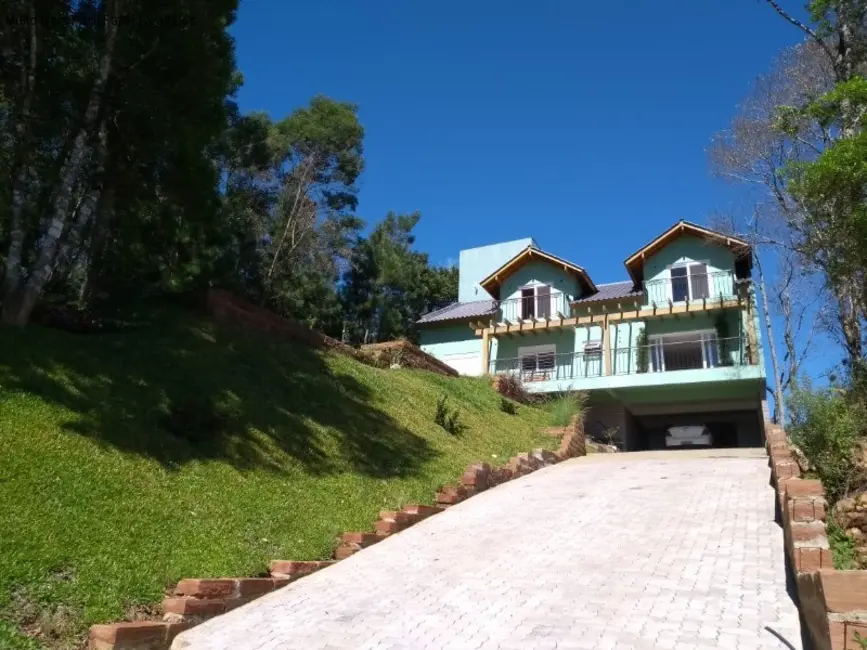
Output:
[[518, 344, 556, 381]]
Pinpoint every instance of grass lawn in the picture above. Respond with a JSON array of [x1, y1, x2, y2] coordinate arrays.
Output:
[[0, 307, 555, 649]]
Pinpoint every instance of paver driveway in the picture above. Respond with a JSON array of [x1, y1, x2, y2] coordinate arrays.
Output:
[[173, 450, 803, 650]]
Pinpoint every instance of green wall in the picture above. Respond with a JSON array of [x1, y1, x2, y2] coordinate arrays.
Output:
[[500, 260, 581, 302], [418, 322, 483, 375], [643, 236, 736, 306]]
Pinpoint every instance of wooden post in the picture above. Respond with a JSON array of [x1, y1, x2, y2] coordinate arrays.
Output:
[[603, 314, 612, 376], [481, 329, 491, 375]]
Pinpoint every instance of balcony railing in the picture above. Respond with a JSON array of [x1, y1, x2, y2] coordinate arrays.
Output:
[[490, 337, 750, 383], [612, 336, 747, 375], [495, 291, 570, 324], [489, 351, 603, 383], [643, 271, 738, 306]]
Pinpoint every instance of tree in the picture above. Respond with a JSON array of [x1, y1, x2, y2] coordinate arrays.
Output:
[[761, 1, 867, 382], [709, 43, 832, 420], [260, 97, 364, 306], [212, 98, 365, 330], [341, 212, 457, 344], [0, 0, 240, 323]]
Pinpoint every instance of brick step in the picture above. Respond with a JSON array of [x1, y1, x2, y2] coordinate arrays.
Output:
[[269, 560, 335, 580], [89, 621, 189, 650], [401, 504, 443, 518], [163, 578, 287, 624], [341, 531, 386, 548]]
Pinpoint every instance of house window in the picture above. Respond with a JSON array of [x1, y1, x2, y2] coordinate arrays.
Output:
[[521, 288, 535, 319], [670, 263, 710, 301], [648, 331, 719, 372], [518, 344, 556, 381], [520, 285, 552, 320]]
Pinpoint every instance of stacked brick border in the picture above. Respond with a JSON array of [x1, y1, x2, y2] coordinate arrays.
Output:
[[766, 422, 867, 650], [88, 417, 586, 649]]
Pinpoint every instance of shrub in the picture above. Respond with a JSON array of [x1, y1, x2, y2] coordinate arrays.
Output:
[[826, 519, 861, 570], [788, 383, 865, 503], [636, 329, 649, 373], [160, 394, 239, 443], [434, 395, 464, 435], [500, 397, 518, 415], [492, 373, 529, 403], [545, 391, 587, 428]]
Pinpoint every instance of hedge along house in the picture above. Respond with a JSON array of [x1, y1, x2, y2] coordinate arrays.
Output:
[[417, 221, 767, 451]]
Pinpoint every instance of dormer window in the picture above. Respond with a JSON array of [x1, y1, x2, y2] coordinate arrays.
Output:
[[670, 263, 709, 302], [520, 285, 551, 320]]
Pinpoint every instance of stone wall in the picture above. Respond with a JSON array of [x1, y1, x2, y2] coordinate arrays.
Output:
[[766, 422, 867, 649]]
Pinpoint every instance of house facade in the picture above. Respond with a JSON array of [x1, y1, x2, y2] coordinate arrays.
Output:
[[417, 221, 767, 451]]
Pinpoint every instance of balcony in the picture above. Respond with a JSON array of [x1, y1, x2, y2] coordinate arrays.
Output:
[[494, 290, 571, 324], [611, 335, 747, 375], [489, 350, 603, 382], [643, 271, 738, 307], [489, 336, 752, 389]]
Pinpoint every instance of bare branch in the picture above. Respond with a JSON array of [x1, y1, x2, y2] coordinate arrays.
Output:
[[763, 0, 838, 74]]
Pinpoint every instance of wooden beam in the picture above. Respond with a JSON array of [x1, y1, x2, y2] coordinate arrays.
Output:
[[474, 299, 743, 336], [481, 329, 490, 375]]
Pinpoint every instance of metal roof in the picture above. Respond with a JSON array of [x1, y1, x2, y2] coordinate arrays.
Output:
[[417, 299, 497, 324], [572, 281, 642, 304]]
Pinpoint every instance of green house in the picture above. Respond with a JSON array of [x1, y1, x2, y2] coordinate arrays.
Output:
[[417, 221, 766, 450]]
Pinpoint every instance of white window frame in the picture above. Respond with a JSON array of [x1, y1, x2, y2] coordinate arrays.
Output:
[[647, 330, 719, 372], [519, 284, 553, 321], [518, 344, 556, 379], [668, 260, 711, 302]]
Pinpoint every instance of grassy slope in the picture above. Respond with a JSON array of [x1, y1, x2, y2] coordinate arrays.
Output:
[[0, 308, 553, 648]]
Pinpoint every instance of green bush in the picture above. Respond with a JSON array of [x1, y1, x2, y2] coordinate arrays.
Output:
[[545, 391, 586, 428], [787, 383, 864, 503], [160, 394, 240, 443], [636, 329, 649, 373], [434, 394, 464, 435], [826, 519, 860, 570], [499, 397, 518, 415]]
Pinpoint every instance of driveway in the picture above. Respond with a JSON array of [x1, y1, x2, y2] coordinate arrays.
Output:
[[173, 450, 803, 650]]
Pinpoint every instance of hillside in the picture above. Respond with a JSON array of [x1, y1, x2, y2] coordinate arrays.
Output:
[[0, 307, 555, 649]]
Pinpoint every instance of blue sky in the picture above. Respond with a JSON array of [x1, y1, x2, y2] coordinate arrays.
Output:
[[230, 0, 834, 380]]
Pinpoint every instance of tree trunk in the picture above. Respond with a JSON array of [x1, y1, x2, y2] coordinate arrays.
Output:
[[837, 282, 863, 366], [3, 1, 38, 299], [79, 184, 115, 309], [1, 2, 120, 326], [756, 255, 786, 424]]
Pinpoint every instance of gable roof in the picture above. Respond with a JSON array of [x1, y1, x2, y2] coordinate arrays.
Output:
[[417, 299, 497, 324], [478, 246, 597, 299], [623, 220, 752, 284]]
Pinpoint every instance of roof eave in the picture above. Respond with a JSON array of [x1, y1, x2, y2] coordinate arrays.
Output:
[[622, 220, 753, 283], [478, 246, 596, 296]]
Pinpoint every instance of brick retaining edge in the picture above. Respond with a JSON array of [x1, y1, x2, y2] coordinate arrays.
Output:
[[766, 422, 867, 650], [87, 417, 585, 649]]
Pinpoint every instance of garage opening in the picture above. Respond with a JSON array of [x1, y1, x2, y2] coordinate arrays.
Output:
[[630, 410, 763, 451]]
